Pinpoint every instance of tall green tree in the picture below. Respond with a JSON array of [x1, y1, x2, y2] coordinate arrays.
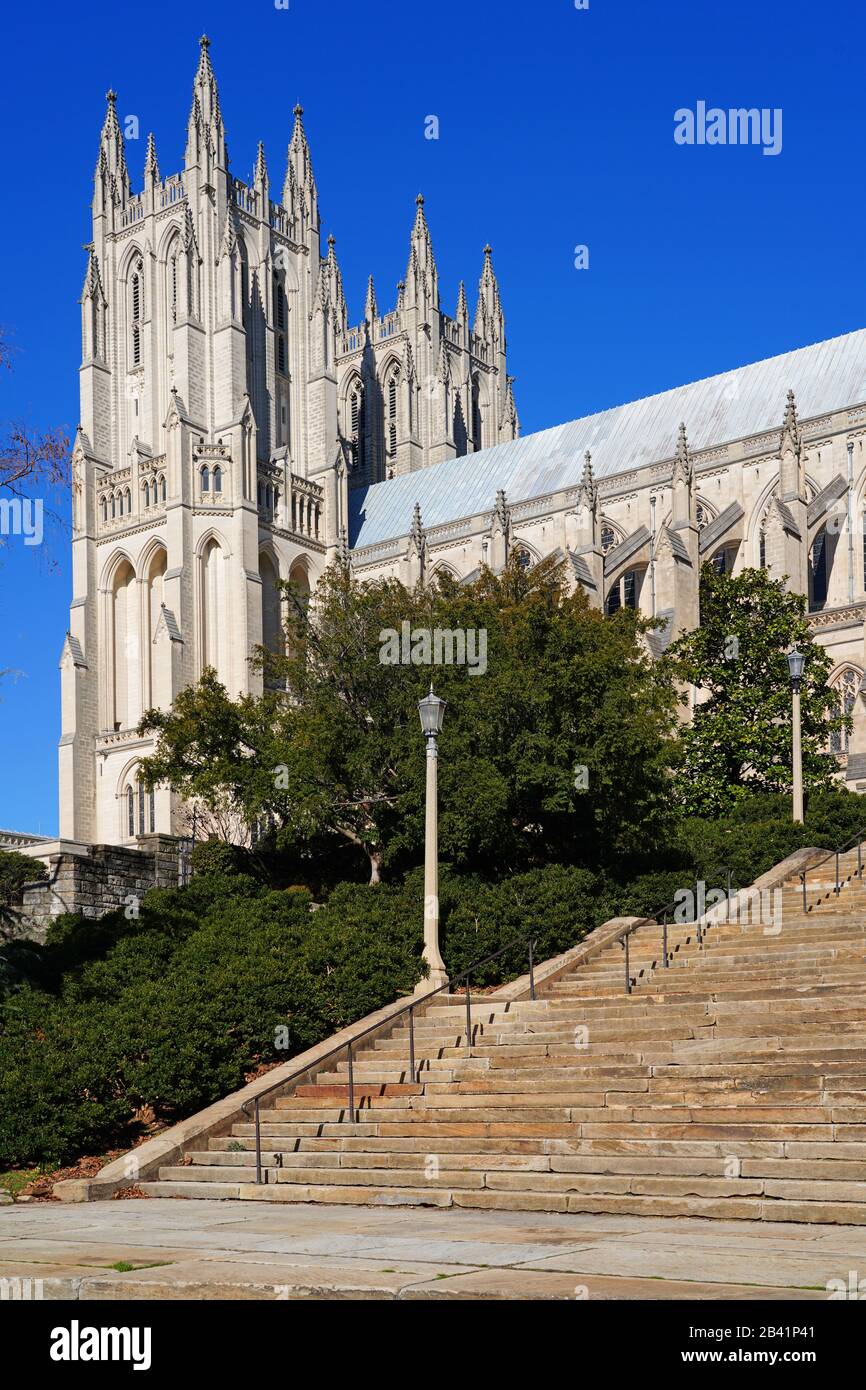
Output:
[[667, 563, 845, 815], [140, 556, 680, 881]]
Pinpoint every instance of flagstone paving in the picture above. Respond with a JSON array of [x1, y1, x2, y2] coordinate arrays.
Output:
[[1, 1199, 863, 1299]]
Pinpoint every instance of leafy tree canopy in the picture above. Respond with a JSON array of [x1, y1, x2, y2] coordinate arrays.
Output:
[[140, 556, 680, 881], [667, 564, 845, 816]]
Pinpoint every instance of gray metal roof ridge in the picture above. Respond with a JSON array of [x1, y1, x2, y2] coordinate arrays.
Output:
[[350, 324, 866, 550]]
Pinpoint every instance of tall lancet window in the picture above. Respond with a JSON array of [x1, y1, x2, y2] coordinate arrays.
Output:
[[166, 241, 179, 331], [810, 528, 828, 610], [201, 538, 227, 682], [129, 257, 144, 368], [471, 376, 483, 452], [348, 379, 365, 472], [385, 365, 400, 464], [829, 668, 860, 756]]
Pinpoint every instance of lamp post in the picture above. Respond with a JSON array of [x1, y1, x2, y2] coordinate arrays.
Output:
[[417, 685, 448, 990], [787, 648, 805, 824]]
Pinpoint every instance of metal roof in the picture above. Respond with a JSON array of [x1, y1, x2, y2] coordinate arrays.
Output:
[[349, 326, 866, 550]]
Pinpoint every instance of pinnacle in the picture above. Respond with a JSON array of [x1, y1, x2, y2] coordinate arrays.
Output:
[[144, 132, 160, 181], [253, 140, 268, 184]]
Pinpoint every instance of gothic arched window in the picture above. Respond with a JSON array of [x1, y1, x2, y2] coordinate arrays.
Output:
[[606, 569, 638, 615], [213, 465, 222, 495], [129, 257, 144, 368], [385, 365, 400, 463], [471, 376, 483, 452], [600, 523, 619, 556], [127, 785, 135, 837], [143, 481, 150, 509], [201, 466, 210, 494], [711, 545, 737, 576], [810, 528, 828, 610], [829, 668, 860, 756], [159, 475, 166, 503], [347, 379, 365, 472]]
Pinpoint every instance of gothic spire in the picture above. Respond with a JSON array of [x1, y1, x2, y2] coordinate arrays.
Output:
[[80, 246, 106, 303], [252, 140, 268, 189], [322, 233, 347, 333], [577, 449, 596, 510], [365, 274, 378, 324], [143, 131, 160, 185], [186, 34, 227, 171], [410, 501, 424, 551], [94, 88, 130, 205], [500, 377, 519, 439], [403, 193, 438, 312], [474, 243, 503, 340], [455, 280, 468, 322], [672, 421, 691, 483], [780, 388, 800, 455], [284, 103, 318, 230], [219, 203, 239, 260]]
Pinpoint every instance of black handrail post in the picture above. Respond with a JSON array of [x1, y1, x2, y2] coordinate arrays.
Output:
[[624, 933, 631, 995], [408, 1005, 416, 1085], [347, 1042, 354, 1122], [254, 1097, 262, 1185], [859, 840, 863, 881], [529, 939, 536, 1001], [465, 977, 472, 1051], [801, 871, 806, 913], [662, 912, 668, 968], [836, 850, 841, 896]]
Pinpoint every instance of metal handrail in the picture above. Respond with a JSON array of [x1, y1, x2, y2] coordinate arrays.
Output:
[[611, 865, 737, 995], [240, 861, 738, 1183], [797, 825, 866, 912], [241, 930, 540, 1184]]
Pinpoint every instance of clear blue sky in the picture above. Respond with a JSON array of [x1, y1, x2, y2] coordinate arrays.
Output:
[[0, 0, 862, 835]]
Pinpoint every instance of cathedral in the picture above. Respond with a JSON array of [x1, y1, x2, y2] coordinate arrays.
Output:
[[61, 35, 866, 849]]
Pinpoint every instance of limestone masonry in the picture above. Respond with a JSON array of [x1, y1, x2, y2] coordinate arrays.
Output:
[[57, 34, 866, 851]]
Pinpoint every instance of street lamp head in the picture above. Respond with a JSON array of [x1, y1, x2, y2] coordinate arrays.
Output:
[[787, 648, 806, 687], [418, 684, 446, 739]]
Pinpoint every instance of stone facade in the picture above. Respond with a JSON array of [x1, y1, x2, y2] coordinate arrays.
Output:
[[62, 36, 517, 847], [61, 36, 866, 850]]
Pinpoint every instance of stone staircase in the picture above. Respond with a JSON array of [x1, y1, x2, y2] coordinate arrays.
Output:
[[140, 852, 866, 1223]]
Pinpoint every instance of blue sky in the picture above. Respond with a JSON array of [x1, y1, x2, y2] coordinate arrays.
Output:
[[0, 0, 862, 834]]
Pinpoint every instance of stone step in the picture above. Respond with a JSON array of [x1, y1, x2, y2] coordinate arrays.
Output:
[[135, 1179, 866, 1225], [194, 1146, 866, 1182]]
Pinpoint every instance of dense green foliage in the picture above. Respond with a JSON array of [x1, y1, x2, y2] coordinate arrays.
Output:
[[0, 848, 45, 919], [668, 564, 844, 815], [140, 556, 680, 882], [3, 783, 864, 1169]]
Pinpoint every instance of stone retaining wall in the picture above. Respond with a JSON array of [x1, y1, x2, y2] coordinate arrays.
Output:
[[9, 836, 181, 942]]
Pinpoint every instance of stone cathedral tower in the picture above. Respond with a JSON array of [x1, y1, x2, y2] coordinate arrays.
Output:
[[60, 36, 518, 846]]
